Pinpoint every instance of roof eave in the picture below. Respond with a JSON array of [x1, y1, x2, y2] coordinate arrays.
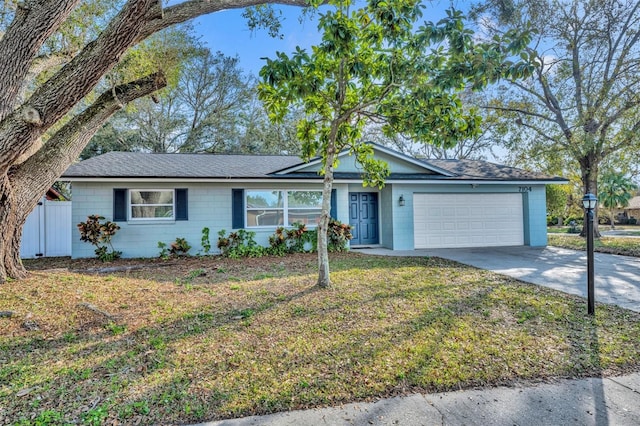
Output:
[[272, 142, 457, 177]]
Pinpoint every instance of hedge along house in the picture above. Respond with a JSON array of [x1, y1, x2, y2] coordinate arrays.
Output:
[[61, 143, 567, 258]]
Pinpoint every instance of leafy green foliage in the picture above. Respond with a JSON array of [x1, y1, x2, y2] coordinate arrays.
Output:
[[86, 47, 301, 158], [201, 227, 212, 254], [77, 215, 121, 262], [158, 238, 192, 257], [169, 238, 191, 256], [218, 220, 353, 259], [326, 219, 353, 252], [269, 223, 316, 254], [259, 0, 530, 285], [158, 241, 169, 259], [599, 173, 637, 210], [546, 184, 572, 225], [599, 172, 638, 228], [472, 0, 640, 224], [217, 229, 267, 258]]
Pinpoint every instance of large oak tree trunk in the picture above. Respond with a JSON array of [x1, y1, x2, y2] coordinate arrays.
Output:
[[0, 0, 311, 283], [0, 175, 28, 282], [0, 74, 166, 283]]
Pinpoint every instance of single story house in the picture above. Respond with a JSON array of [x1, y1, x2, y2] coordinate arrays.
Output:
[[618, 196, 640, 222], [61, 143, 566, 258]]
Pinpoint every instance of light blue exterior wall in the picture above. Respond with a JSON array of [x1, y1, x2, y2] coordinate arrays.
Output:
[[72, 182, 233, 258], [380, 185, 394, 248], [72, 180, 549, 257], [72, 181, 351, 258], [297, 151, 435, 174], [385, 183, 549, 250], [522, 186, 548, 246]]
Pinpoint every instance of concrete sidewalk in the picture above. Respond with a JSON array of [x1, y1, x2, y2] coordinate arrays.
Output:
[[200, 373, 640, 425], [356, 246, 640, 313]]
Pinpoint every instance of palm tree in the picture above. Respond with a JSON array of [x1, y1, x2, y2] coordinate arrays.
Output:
[[599, 173, 638, 229]]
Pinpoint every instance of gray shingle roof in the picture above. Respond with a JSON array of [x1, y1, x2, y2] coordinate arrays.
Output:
[[62, 151, 564, 182], [62, 152, 303, 179], [626, 196, 640, 210], [423, 159, 562, 181]]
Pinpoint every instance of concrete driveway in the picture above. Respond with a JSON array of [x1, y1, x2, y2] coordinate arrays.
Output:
[[356, 246, 640, 313]]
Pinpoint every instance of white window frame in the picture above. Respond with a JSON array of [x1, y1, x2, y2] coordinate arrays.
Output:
[[129, 189, 175, 221], [245, 189, 323, 228]]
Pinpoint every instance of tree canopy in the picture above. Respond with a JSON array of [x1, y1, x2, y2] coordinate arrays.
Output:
[[0, 0, 312, 283], [259, 0, 530, 287], [599, 171, 638, 228], [472, 0, 640, 233]]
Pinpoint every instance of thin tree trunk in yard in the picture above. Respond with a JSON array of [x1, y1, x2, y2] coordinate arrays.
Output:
[[317, 146, 336, 288]]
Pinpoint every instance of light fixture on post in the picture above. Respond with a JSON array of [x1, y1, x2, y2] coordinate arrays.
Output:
[[398, 195, 405, 207], [582, 192, 597, 316]]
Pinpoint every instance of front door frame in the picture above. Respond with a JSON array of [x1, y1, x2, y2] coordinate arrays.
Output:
[[349, 192, 380, 246]]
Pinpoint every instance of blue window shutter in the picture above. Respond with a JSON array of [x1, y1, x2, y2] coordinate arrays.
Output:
[[232, 189, 244, 229], [175, 188, 188, 221], [330, 189, 337, 219], [113, 189, 127, 221]]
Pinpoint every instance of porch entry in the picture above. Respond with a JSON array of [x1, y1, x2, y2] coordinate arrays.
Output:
[[349, 192, 379, 245]]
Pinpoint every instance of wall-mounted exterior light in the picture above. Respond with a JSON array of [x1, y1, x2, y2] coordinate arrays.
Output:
[[399, 195, 405, 207]]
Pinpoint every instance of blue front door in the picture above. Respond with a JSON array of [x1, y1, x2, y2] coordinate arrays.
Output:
[[349, 192, 379, 245]]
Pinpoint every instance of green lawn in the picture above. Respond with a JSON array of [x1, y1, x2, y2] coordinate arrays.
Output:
[[548, 234, 640, 257], [548, 225, 640, 236], [2, 253, 640, 424]]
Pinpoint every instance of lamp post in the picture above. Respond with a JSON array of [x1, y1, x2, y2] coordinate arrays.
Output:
[[582, 193, 597, 316]]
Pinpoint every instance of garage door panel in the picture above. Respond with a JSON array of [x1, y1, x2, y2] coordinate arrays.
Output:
[[414, 193, 524, 249]]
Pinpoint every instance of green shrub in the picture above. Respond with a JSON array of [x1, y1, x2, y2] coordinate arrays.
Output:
[[77, 215, 122, 262], [326, 219, 353, 252], [217, 229, 267, 258], [218, 219, 352, 259], [201, 227, 211, 254], [169, 237, 191, 256], [268, 222, 316, 255], [157, 241, 169, 259]]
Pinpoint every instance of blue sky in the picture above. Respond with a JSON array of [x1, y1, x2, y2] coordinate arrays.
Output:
[[186, 1, 461, 76]]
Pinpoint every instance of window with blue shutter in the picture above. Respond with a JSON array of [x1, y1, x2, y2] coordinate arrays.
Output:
[[330, 189, 337, 219], [175, 188, 188, 221], [114, 188, 188, 221], [232, 189, 244, 229], [113, 189, 127, 221]]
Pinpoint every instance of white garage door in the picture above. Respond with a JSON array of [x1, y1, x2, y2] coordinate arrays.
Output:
[[413, 193, 524, 249]]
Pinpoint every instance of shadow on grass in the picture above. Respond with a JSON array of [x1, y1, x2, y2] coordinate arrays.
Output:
[[5, 254, 638, 424]]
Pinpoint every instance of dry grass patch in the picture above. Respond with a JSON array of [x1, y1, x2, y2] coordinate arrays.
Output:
[[1, 253, 639, 425]]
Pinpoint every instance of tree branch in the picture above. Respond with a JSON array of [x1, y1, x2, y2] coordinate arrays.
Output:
[[0, 0, 79, 119], [10, 72, 167, 212], [0, 0, 313, 175], [138, 0, 312, 42], [514, 119, 565, 146], [482, 105, 556, 124], [0, 0, 162, 174], [596, 1, 640, 112], [602, 119, 640, 158]]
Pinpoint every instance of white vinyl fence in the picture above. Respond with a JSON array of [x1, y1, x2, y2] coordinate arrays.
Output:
[[20, 199, 72, 259]]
